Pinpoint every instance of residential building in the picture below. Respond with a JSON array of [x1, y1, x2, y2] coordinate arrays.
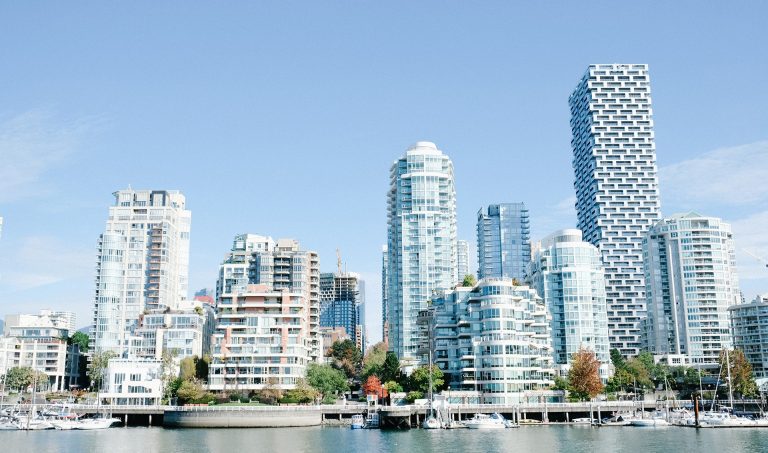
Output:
[[132, 300, 214, 360], [1, 310, 79, 391], [528, 229, 611, 378], [477, 203, 531, 281], [570, 64, 662, 355], [457, 239, 469, 282], [730, 295, 768, 379], [208, 284, 316, 391], [216, 234, 276, 302], [100, 358, 163, 405], [208, 238, 320, 390], [320, 271, 364, 351], [425, 279, 555, 404], [387, 141, 457, 366], [643, 213, 740, 368], [91, 189, 191, 355], [381, 245, 389, 345]]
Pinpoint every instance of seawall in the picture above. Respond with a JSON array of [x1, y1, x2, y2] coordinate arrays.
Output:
[[164, 406, 323, 428]]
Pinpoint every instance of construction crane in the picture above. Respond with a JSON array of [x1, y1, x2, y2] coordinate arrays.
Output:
[[337, 248, 342, 274], [743, 249, 768, 270]]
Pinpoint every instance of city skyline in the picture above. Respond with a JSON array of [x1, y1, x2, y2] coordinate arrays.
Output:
[[1, 2, 768, 346]]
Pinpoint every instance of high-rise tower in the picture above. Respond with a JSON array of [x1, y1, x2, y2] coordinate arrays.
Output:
[[570, 64, 662, 355], [386, 141, 457, 365], [457, 239, 469, 283], [476, 203, 531, 280], [91, 189, 191, 355]]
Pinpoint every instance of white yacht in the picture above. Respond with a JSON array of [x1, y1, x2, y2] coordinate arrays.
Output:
[[351, 414, 365, 429], [76, 416, 120, 430], [463, 413, 509, 429]]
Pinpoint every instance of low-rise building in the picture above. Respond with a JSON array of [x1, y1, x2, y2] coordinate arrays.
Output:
[[100, 358, 163, 405], [132, 300, 214, 360]]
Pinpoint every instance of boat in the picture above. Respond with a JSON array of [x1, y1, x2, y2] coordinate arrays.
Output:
[[421, 346, 442, 429], [463, 413, 509, 429], [351, 414, 365, 429], [76, 416, 120, 430], [365, 412, 380, 429], [571, 417, 594, 425], [600, 413, 633, 426], [629, 412, 670, 427], [422, 414, 441, 429]]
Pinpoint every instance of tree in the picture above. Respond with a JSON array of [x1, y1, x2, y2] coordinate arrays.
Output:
[[383, 380, 403, 393], [567, 347, 604, 401], [380, 352, 404, 384], [719, 348, 758, 398], [461, 274, 477, 287], [329, 339, 362, 379], [196, 355, 211, 382], [361, 342, 387, 379], [409, 365, 444, 394], [69, 332, 90, 352], [160, 349, 179, 404], [610, 348, 625, 370], [624, 357, 653, 391], [306, 363, 349, 403], [551, 376, 569, 391], [177, 379, 204, 404], [283, 378, 318, 404], [179, 357, 196, 381], [258, 377, 283, 405], [606, 368, 633, 394], [87, 351, 117, 391], [4, 367, 48, 391], [363, 375, 384, 397]]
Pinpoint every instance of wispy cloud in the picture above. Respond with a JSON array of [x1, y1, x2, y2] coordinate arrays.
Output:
[[659, 141, 768, 208], [530, 195, 577, 242], [0, 235, 94, 292], [730, 210, 768, 282], [0, 110, 97, 203]]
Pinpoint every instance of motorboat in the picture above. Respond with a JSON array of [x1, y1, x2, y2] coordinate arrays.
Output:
[[571, 417, 595, 425], [629, 412, 670, 427], [697, 410, 756, 427], [463, 413, 509, 429], [351, 414, 365, 429], [76, 416, 120, 430], [600, 413, 633, 426]]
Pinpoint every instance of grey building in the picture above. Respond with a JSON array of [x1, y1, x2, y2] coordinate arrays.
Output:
[[477, 203, 531, 281]]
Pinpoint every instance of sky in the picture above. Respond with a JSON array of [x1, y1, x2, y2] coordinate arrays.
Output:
[[1, 1, 767, 344]]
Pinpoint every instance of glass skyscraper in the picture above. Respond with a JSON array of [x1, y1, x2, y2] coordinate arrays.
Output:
[[643, 213, 740, 368], [529, 229, 611, 378], [386, 141, 457, 366], [570, 64, 662, 356], [476, 203, 531, 280]]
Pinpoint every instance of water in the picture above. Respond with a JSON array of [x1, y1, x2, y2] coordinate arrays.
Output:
[[3, 425, 768, 453]]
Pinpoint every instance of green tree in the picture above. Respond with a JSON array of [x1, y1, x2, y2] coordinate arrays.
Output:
[[69, 332, 90, 352], [160, 349, 179, 404], [624, 357, 653, 391], [283, 378, 318, 404], [179, 357, 196, 381], [567, 347, 604, 401], [719, 348, 758, 398], [606, 367, 633, 393], [383, 380, 403, 393], [258, 377, 283, 405], [196, 355, 211, 382], [380, 352, 404, 384], [87, 351, 117, 391], [551, 376, 569, 391], [306, 363, 349, 403], [177, 379, 204, 404], [361, 342, 387, 379], [4, 367, 46, 391], [609, 348, 625, 370], [409, 365, 444, 394], [329, 339, 362, 379], [461, 274, 477, 287]]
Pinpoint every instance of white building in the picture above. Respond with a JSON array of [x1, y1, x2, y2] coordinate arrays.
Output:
[[100, 358, 163, 405], [92, 189, 191, 355], [570, 64, 663, 356], [387, 141, 458, 367], [132, 300, 214, 360], [529, 229, 611, 379], [1, 310, 79, 391], [427, 279, 555, 404], [216, 234, 276, 302], [457, 239, 469, 283], [643, 213, 740, 368], [730, 295, 768, 379]]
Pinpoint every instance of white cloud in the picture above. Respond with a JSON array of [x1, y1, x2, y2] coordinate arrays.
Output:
[[530, 195, 577, 242], [0, 110, 96, 203], [730, 210, 768, 282], [0, 235, 94, 293], [660, 141, 768, 207]]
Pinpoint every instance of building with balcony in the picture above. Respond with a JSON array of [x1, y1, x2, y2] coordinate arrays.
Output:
[[425, 279, 555, 404], [91, 189, 191, 356], [132, 300, 214, 360], [730, 295, 768, 379], [100, 358, 163, 405], [528, 229, 611, 378], [643, 213, 740, 368], [320, 272, 365, 351]]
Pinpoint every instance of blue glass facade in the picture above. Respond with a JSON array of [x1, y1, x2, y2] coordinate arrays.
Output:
[[476, 203, 531, 280]]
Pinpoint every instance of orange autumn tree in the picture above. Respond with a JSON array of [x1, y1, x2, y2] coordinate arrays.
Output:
[[567, 347, 604, 401], [363, 375, 388, 399]]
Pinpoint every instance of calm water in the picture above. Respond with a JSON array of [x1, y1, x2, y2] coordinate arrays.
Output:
[[4, 426, 768, 453]]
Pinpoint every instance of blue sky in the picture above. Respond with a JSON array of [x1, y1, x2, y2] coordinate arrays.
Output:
[[1, 1, 767, 342]]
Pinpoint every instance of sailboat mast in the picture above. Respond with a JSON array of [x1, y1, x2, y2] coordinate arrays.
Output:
[[726, 348, 734, 409]]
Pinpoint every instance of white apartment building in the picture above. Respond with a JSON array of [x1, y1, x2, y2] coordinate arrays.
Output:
[[92, 189, 191, 355], [643, 213, 740, 368], [457, 239, 469, 283], [100, 358, 163, 405], [387, 142, 457, 366], [132, 300, 214, 360], [730, 295, 768, 379], [570, 64, 662, 356]]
